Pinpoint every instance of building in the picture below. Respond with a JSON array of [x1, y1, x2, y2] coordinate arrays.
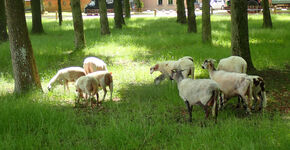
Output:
[[142, 0, 202, 11], [43, 0, 91, 12]]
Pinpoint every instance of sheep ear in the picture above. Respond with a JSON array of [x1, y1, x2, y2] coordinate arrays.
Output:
[[155, 64, 159, 70]]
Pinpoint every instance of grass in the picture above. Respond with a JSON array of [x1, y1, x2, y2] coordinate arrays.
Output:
[[0, 14, 289, 149]]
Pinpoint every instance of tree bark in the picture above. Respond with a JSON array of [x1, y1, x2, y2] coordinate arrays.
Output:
[[124, 0, 130, 18], [114, 0, 122, 29], [262, 0, 272, 28], [31, 0, 44, 34], [98, 0, 110, 35], [187, 0, 197, 33], [58, 0, 63, 26], [0, 0, 8, 42], [5, 0, 42, 93], [176, 0, 186, 24], [71, 0, 85, 50], [202, 0, 211, 42], [231, 0, 255, 71]]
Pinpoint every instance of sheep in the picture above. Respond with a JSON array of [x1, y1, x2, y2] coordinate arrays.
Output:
[[171, 69, 220, 123], [83, 57, 107, 74], [87, 71, 113, 101], [217, 56, 247, 73], [47, 67, 86, 91], [150, 56, 194, 85], [248, 75, 267, 111], [75, 76, 99, 108], [202, 59, 253, 114], [217, 56, 267, 111]]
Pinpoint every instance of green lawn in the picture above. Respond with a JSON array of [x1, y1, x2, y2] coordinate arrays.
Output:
[[0, 14, 289, 149]]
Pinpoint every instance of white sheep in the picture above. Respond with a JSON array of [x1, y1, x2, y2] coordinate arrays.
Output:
[[47, 67, 86, 91], [217, 56, 247, 73], [83, 57, 107, 74], [202, 59, 253, 114], [87, 71, 113, 101], [150, 56, 194, 85], [75, 76, 99, 107], [171, 69, 220, 123]]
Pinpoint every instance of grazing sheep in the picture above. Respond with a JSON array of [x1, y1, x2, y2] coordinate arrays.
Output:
[[83, 57, 107, 74], [150, 56, 194, 85], [217, 56, 267, 111], [248, 75, 267, 111], [202, 59, 253, 114], [171, 69, 220, 123], [47, 67, 86, 91], [87, 71, 113, 101], [75, 76, 99, 107]]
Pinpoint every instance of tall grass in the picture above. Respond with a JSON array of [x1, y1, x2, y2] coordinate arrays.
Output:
[[0, 14, 289, 149]]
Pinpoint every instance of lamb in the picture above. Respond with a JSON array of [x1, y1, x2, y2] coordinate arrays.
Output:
[[87, 71, 113, 101], [83, 57, 107, 74], [202, 59, 253, 114], [47, 67, 86, 91], [217, 56, 247, 73], [217, 56, 267, 111], [150, 56, 194, 85], [171, 69, 220, 123], [75, 76, 99, 107]]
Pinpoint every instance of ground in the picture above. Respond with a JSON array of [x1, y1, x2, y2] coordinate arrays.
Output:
[[0, 14, 289, 149]]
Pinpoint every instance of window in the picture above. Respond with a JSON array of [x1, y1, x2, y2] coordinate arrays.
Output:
[[168, 0, 173, 5], [158, 0, 162, 5]]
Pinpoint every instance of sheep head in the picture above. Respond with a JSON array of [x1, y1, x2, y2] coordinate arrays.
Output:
[[202, 59, 216, 70], [171, 69, 184, 82], [150, 64, 159, 74]]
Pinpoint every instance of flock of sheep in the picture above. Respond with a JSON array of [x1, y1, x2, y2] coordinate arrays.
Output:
[[150, 56, 267, 122], [47, 55, 267, 122], [47, 57, 113, 107]]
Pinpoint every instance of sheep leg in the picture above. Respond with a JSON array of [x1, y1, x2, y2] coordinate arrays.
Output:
[[96, 93, 99, 105], [236, 96, 242, 108], [251, 93, 259, 110], [203, 106, 210, 119], [154, 74, 165, 85], [102, 88, 107, 101], [241, 95, 252, 114], [219, 93, 225, 110], [185, 100, 193, 122], [109, 83, 113, 101], [258, 92, 263, 111], [65, 80, 69, 91]]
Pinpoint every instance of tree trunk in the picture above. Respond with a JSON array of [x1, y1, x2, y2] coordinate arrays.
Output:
[[58, 0, 63, 26], [176, 0, 186, 24], [5, 0, 42, 93], [124, 0, 130, 18], [0, 0, 8, 42], [187, 0, 197, 33], [114, 0, 122, 29], [31, 0, 44, 34], [262, 0, 272, 28], [202, 0, 211, 42], [231, 0, 255, 71], [98, 0, 110, 35], [71, 0, 85, 50]]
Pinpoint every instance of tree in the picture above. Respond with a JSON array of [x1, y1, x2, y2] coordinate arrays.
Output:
[[114, 0, 123, 29], [58, 0, 63, 26], [187, 0, 197, 33], [98, 0, 110, 35], [202, 0, 211, 42], [5, 0, 42, 93], [231, 0, 255, 71], [71, 0, 85, 49], [31, 0, 44, 33], [124, 0, 131, 18], [0, 0, 8, 42], [176, 0, 186, 24], [262, 0, 272, 28]]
